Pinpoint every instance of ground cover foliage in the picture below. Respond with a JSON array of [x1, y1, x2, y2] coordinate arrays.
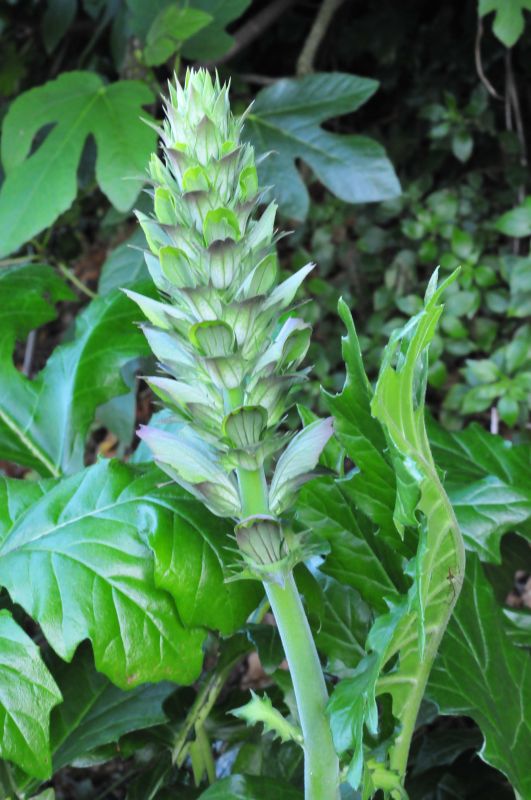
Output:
[[0, 1, 530, 798]]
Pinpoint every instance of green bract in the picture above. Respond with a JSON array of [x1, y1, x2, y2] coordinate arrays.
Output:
[[129, 70, 333, 575]]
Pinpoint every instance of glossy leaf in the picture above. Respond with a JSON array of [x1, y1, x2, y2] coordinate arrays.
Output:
[[429, 421, 531, 561], [0, 461, 205, 688], [0, 271, 151, 475], [51, 645, 174, 771], [430, 555, 531, 799], [0, 610, 62, 779], [495, 196, 531, 237], [244, 73, 400, 220], [0, 72, 156, 256]]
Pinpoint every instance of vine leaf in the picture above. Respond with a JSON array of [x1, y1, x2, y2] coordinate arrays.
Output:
[[0, 72, 156, 257], [0, 461, 205, 689], [327, 269, 465, 789], [0, 265, 151, 476], [430, 554, 531, 799], [0, 610, 62, 779], [244, 72, 400, 220]]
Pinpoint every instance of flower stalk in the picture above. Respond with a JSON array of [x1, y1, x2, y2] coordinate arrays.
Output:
[[129, 69, 339, 799]]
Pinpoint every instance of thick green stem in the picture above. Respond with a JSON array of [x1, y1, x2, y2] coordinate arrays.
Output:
[[225, 386, 339, 798], [265, 574, 340, 800]]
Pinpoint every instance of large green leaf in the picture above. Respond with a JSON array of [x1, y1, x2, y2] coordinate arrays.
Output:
[[327, 271, 466, 789], [430, 554, 531, 799], [0, 461, 205, 688], [146, 481, 262, 634], [0, 610, 62, 779], [0, 263, 73, 340], [244, 73, 400, 220], [429, 421, 531, 561], [0, 267, 150, 475], [0, 72, 156, 257], [51, 645, 174, 771], [300, 477, 405, 614]]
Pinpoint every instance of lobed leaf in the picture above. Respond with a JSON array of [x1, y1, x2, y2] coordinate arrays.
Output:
[[244, 73, 400, 220], [0, 72, 156, 256], [430, 554, 531, 799]]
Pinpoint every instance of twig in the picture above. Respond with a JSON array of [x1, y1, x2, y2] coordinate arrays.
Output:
[[490, 406, 499, 435], [204, 0, 297, 67], [0, 255, 38, 267], [57, 263, 97, 299], [296, 0, 346, 76], [474, 17, 503, 100], [22, 330, 37, 378]]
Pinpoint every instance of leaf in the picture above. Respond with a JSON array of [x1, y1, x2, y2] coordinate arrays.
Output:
[[198, 775, 302, 799], [299, 477, 404, 614], [51, 645, 174, 771], [479, 0, 531, 48], [0, 263, 74, 340], [147, 483, 262, 634], [0, 461, 205, 688], [0, 270, 151, 476], [307, 572, 371, 673], [183, 0, 252, 61], [0, 610, 62, 779], [429, 554, 531, 799], [495, 196, 531, 237], [232, 691, 303, 745], [0, 72, 156, 257], [98, 229, 149, 294], [244, 73, 400, 220], [328, 271, 466, 788], [42, 0, 77, 52], [144, 6, 212, 66], [429, 420, 531, 562], [323, 300, 398, 544]]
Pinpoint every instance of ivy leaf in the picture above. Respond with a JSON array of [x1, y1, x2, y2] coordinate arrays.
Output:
[[495, 196, 531, 237], [0, 610, 62, 779], [479, 0, 531, 48], [430, 554, 531, 799], [51, 645, 175, 771], [0, 267, 151, 476], [0, 461, 205, 689], [244, 73, 400, 220], [0, 72, 156, 257]]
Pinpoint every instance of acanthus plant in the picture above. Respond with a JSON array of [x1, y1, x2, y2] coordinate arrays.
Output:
[[0, 67, 529, 800], [127, 70, 466, 799]]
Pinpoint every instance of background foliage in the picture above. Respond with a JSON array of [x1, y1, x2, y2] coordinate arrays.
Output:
[[0, 1, 530, 798]]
